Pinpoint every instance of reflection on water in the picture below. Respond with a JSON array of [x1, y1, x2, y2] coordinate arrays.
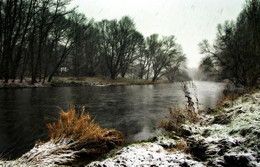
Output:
[[0, 81, 224, 158]]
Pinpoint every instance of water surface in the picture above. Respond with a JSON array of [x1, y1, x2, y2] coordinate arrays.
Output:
[[0, 81, 224, 158]]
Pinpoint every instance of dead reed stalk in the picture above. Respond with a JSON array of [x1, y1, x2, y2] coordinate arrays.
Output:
[[160, 81, 199, 135]]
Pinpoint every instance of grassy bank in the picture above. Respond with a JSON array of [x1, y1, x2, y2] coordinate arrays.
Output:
[[89, 87, 260, 166], [51, 77, 168, 87], [0, 78, 50, 88], [0, 77, 168, 88]]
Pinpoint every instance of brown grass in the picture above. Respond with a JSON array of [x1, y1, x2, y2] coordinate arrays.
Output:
[[217, 87, 249, 108], [174, 140, 189, 153], [160, 82, 200, 137], [159, 107, 185, 132], [159, 107, 199, 135], [46, 106, 124, 163], [166, 139, 189, 154]]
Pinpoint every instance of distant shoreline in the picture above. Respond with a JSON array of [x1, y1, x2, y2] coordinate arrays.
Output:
[[0, 77, 169, 89]]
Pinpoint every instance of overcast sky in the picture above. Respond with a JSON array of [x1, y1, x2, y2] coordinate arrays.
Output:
[[69, 0, 245, 68]]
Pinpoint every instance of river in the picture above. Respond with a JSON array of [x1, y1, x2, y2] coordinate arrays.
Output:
[[0, 81, 225, 159]]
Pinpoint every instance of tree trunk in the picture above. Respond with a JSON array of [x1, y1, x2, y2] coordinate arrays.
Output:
[[152, 76, 157, 82], [110, 73, 117, 80]]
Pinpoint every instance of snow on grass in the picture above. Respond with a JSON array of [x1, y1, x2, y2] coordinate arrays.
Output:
[[87, 91, 260, 167], [88, 142, 204, 167]]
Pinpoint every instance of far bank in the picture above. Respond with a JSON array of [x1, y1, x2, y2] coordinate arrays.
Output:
[[0, 77, 170, 89]]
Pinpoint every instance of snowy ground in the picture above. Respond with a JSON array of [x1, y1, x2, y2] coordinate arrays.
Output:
[[88, 91, 260, 167], [88, 142, 204, 167]]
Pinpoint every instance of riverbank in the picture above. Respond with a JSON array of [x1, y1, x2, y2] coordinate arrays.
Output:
[[51, 77, 168, 87], [1, 88, 259, 166], [88, 89, 260, 167], [0, 77, 168, 89], [0, 79, 50, 88]]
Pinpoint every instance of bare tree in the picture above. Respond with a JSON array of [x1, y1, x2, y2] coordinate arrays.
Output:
[[0, 0, 36, 82], [147, 35, 181, 82], [136, 42, 149, 79], [199, 0, 260, 87], [165, 45, 187, 82], [118, 16, 144, 78], [98, 16, 143, 79], [31, 0, 73, 84]]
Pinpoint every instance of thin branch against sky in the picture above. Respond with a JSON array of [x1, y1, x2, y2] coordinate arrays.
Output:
[[69, 0, 245, 68]]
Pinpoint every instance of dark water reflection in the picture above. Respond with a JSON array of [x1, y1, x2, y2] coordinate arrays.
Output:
[[0, 81, 224, 159]]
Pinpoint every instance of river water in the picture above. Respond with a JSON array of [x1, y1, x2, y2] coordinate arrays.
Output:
[[0, 81, 225, 159]]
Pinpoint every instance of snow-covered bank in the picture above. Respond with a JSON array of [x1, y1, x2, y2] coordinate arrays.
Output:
[[88, 90, 260, 167], [88, 136, 204, 167]]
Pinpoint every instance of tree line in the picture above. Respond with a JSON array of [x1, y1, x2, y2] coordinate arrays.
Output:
[[199, 0, 260, 87], [0, 0, 188, 84]]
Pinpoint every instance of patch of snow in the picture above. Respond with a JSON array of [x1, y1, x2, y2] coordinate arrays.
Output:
[[88, 142, 204, 167]]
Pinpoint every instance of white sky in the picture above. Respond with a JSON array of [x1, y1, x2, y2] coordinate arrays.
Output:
[[69, 0, 245, 68]]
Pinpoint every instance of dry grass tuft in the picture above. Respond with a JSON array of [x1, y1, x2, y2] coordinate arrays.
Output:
[[174, 140, 189, 154], [217, 85, 250, 108], [160, 82, 199, 136], [48, 106, 123, 142], [159, 107, 199, 135], [45, 106, 124, 164], [159, 107, 185, 132]]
